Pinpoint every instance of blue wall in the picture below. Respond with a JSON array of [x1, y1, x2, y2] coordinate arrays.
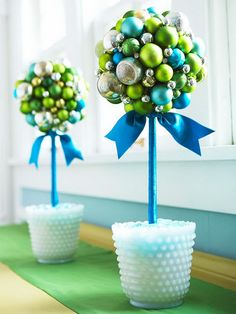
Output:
[[22, 188, 236, 260]]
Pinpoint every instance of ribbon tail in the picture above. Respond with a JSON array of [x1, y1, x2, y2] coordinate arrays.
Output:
[[29, 135, 46, 168], [105, 111, 146, 159], [158, 113, 214, 156], [60, 134, 84, 166]]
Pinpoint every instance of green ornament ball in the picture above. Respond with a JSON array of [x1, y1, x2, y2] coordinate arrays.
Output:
[[61, 72, 74, 82], [172, 72, 187, 89], [42, 77, 53, 87], [25, 71, 35, 82], [182, 83, 197, 93], [178, 35, 193, 54], [62, 87, 74, 100], [185, 53, 202, 74], [57, 109, 69, 121], [116, 18, 125, 31], [155, 64, 173, 82], [66, 100, 77, 110], [95, 40, 105, 58], [144, 17, 162, 34], [133, 100, 154, 115], [155, 26, 179, 48], [53, 63, 65, 74], [20, 101, 31, 114], [43, 97, 55, 109], [126, 83, 143, 99], [99, 53, 112, 71], [30, 99, 41, 111], [34, 86, 45, 98], [49, 84, 62, 98], [122, 38, 140, 56], [162, 101, 173, 112], [39, 124, 51, 133], [140, 43, 163, 68], [196, 66, 207, 82], [124, 104, 134, 112]]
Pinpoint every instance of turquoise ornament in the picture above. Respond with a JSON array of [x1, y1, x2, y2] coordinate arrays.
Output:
[[173, 92, 191, 109], [25, 113, 36, 126], [121, 17, 144, 38], [167, 48, 185, 69], [113, 52, 124, 64], [13, 89, 17, 98], [147, 7, 158, 15], [191, 37, 205, 58], [69, 112, 81, 124], [151, 86, 173, 106], [76, 99, 86, 111]]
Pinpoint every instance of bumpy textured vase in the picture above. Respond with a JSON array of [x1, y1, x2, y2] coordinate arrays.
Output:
[[26, 203, 83, 264], [112, 219, 196, 309]]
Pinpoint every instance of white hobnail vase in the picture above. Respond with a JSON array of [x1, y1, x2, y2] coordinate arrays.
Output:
[[26, 203, 83, 264], [112, 219, 196, 309]]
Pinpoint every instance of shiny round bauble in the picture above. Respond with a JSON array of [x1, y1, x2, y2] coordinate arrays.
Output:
[[39, 123, 51, 133], [196, 66, 207, 82], [166, 11, 190, 33], [61, 72, 74, 82], [50, 107, 58, 113], [167, 48, 185, 69], [140, 43, 163, 68], [116, 18, 125, 31], [155, 64, 173, 82], [62, 87, 74, 100], [20, 101, 31, 114], [48, 84, 62, 99], [34, 61, 53, 77], [124, 103, 134, 112], [140, 33, 153, 45], [191, 37, 205, 58], [76, 98, 86, 111], [116, 57, 143, 85], [56, 99, 65, 108], [144, 17, 162, 34], [121, 17, 144, 38], [42, 77, 53, 87], [30, 99, 41, 112], [53, 63, 65, 74], [106, 96, 122, 104], [51, 72, 61, 81], [113, 52, 124, 65], [185, 53, 202, 74], [34, 86, 45, 98], [57, 109, 69, 121], [95, 40, 105, 58], [150, 85, 173, 106], [122, 38, 140, 56], [57, 81, 64, 88], [42, 97, 55, 109], [66, 99, 77, 111], [16, 83, 33, 99], [35, 112, 53, 125], [173, 92, 191, 109], [69, 111, 81, 124], [97, 71, 125, 97], [31, 77, 41, 86], [182, 82, 197, 93], [134, 9, 149, 21], [147, 7, 158, 15], [43, 91, 49, 97], [133, 100, 154, 115], [155, 26, 179, 48], [103, 30, 119, 52], [172, 72, 187, 89], [126, 83, 143, 99], [178, 35, 193, 54], [142, 75, 156, 87], [25, 113, 36, 126], [25, 70, 35, 83], [99, 53, 112, 71], [162, 101, 173, 112]]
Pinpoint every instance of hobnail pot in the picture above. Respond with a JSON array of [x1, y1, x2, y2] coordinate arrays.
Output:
[[26, 203, 83, 264], [112, 219, 196, 309]]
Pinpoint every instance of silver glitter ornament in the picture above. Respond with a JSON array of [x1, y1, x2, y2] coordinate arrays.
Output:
[[16, 82, 33, 99], [142, 76, 156, 87], [103, 30, 119, 52], [116, 57, 143, 85], [51, 72, 61, 81], [166, 11, 190, 33], [97, 72, 125, 98], [140, 33, 153, 44], [145, 68, 154, 77], [182, 64, 190, 74], [141, 95, 150, 103], [34, 61, 53, 77], [42, 91, 49, 97], [105, 61, 114, 71], [167, 81, 176, 89], [164, 48, 173, 57], [116, 33, 125, 43]]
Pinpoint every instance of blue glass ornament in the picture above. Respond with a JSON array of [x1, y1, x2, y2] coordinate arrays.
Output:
[[173, 92, 191, 109], [147, 7, 158, 14], [167, 48, 185, 69], [76, 99, 86, 111], [151, 86, 173, 106], [113, 52, 124, 65], [121, 17, 144, 38], [26, 113, 36, 126]]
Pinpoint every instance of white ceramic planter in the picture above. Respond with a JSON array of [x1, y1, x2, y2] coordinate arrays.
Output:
[[26, 203, 83, 264], [112, 219, 196, 309]]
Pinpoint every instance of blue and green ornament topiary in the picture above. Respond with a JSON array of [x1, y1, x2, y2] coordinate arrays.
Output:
[[14, 60, 89, 133], [96, 8, 207, 115]]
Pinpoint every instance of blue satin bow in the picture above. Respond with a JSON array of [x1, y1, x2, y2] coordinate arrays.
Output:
[[106, 111, 214, 158]]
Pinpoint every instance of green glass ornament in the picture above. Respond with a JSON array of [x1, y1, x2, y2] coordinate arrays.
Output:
[[124, 104, 134, 112], [122, 38, 140, 56], [61, 72, 74, 82], [144, 17, 162, 34], [20, 101, 31, 114], [172, 72, 187, 89], [39, 124, 51, 133], [116, 18, 125, 31], [42, 77, 53, 87], [140, 43, 163, 68], [99, 53, 112, 71], [49, 84, 62, 98], [43, 97, 55, 109], [133, 100, 154, 115], [155, 26, 179, 48], [196, 66, 207, 82], [126, 83, 143, 99], [30, 99, 41, 111], [53, 63, 65, 74], [34, 86, 45, 98], [185, 53, 202, 74], [182, 83, 197, 93], [178, 35, 193, 54], [66, 100, 77, 111], [57, 109, 69, 121], [155, 64, 173, 82], [162, 101, 173, 112], [62, 87, 74, 100]]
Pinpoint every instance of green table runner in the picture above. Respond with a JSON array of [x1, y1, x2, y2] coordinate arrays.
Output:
[[0, 224, 235, 314]]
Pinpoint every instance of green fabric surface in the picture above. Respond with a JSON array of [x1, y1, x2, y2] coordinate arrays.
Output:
[[0, 224, 236, 314]]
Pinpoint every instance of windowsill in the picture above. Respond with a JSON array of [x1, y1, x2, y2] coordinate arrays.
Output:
[[9, 145, 236, 167]]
